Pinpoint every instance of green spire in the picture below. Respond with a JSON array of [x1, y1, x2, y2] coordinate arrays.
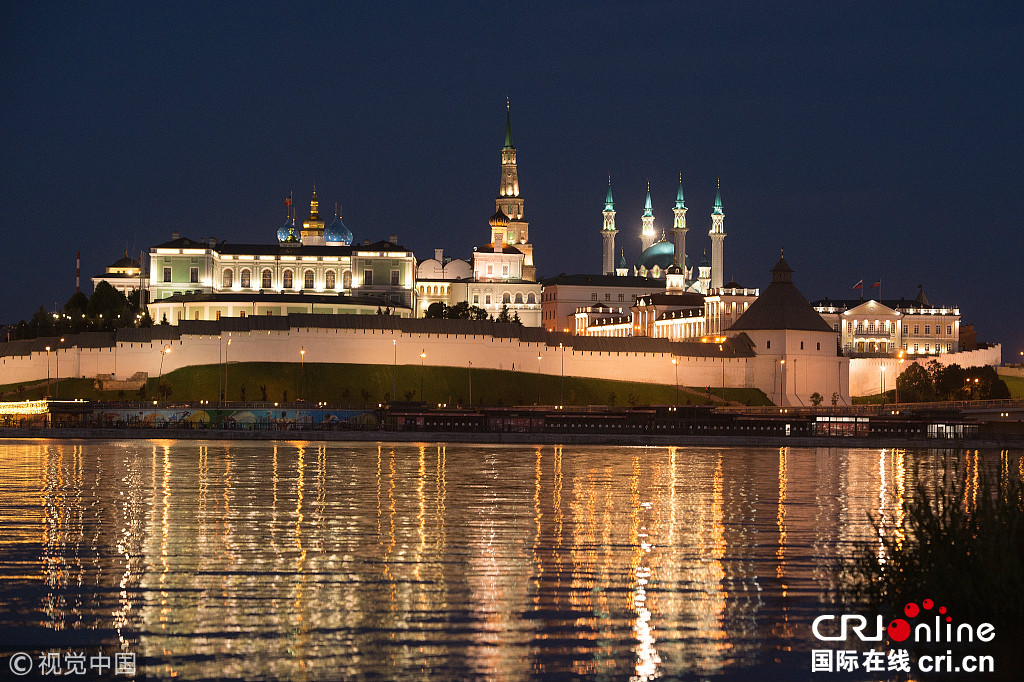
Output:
[[643, 180, 653, 217], [712, 179, 724, 215], [675, 173, 686, 209], [604, 175, 614, 211], [618, 249, 627, 269], [503, 98, 514, 149]]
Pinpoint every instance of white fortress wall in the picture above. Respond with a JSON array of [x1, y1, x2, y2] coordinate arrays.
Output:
[[848, 344, 1002, 397]]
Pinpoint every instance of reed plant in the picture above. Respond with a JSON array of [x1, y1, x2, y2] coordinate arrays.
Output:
[[840, 464, 1024, 629]]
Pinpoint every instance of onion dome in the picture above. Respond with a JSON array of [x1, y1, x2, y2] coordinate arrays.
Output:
[[325, 212, 353, 246], [489, 208, 510, 228], [277, 217, 296, 242]]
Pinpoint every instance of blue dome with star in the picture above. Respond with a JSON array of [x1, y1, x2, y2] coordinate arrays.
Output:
[[324, 214, 353, 246], [277, 217, 297, 242]]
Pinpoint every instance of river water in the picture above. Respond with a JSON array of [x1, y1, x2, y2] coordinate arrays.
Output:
[[0, 440, 1016, 681]]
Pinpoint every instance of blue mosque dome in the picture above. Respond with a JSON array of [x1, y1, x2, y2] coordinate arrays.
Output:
[[324, 213, 353, 246], [635, 240, 692, 275], [277, 217, 297, 243]]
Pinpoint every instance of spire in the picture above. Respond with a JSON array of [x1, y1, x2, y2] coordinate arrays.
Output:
[[310, 185, 320, 220], [604, 175, 614, 211], [675, 173, 686, 209], [503, 97, 514, 150], [712, 178, 724, 215], [643, 180, 653, 217]]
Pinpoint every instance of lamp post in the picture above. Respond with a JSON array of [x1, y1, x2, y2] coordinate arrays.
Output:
[[561, 339, 569, 403], [45, 345, 51, 398], [419, 350, 426, 401], [392, 339, 397, 403], [719, 344, 726, 403], [896, 351, 905, 404], [224, 338, 231, 402], [300, 347, 306, 401], [218, 337, 223, 405], [158, 345, 171, 400], [780, 359, 785, 406], [672, 358, 679, 406], [880, 365, 886, 406], [537, 354, 542, 404], [55, 337, 64, 399], [468, 360, 472, 407]]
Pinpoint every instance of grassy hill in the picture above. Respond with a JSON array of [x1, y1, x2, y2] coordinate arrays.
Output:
[[0, 362, 771, 407]]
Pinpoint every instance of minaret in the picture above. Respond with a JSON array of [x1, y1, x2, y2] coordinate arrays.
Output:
[[496, 100, 534, 280], [640, 181, 656, 252], [301, 186, 326, 245], [615, 249, 628, 277], [601, 176, 617, 275], [671, 174, 688, 276], [709, 180, 726, 290]]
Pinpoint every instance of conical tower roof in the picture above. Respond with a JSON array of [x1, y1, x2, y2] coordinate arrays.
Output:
[[729, 255, 833, 332]]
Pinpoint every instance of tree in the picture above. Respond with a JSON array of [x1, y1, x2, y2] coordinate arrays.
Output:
[[810, 392, 823, 407], [497, 304, 511, 323], [158, 379, 172, 399], [64, 291, 88, 318], [87, 281, 129, 322], [831, 392, 839, 406], [897, 363, 934, 402], [470, 305, 489, 320], [425, 301, 447, 318], [933, 364, 966, 400]]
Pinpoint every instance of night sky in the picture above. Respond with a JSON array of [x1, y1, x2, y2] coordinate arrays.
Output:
[[4, 3, 1023, 359]]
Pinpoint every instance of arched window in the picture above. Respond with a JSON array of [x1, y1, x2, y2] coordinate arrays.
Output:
[[502, 292, 511, 304], [261, 269, 272, 289], [342, 270, 352, 288], [527, 292, 536, 304], [283, 269, 293, 289], [304, 269, 315, 289], [325, 270, 336, 289], [514, 292, 523, 304], [222, 269, 233, 288], [240, 269, 251, 288]]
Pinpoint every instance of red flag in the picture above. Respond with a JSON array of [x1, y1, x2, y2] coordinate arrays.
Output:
[[852, 280, 863, 290], [285, 194, 293, 207], [872, 280, 881, 288]]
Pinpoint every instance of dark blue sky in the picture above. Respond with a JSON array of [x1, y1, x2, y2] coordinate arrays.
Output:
[[4, 2, 1023, 358]]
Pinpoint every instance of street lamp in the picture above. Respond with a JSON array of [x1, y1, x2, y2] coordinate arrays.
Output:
[[896, 351, 905, 404], [559, 343, 565, 407], [224, 338, 231, 402], [55, 337, 64, 399], [468, 360, 472, 407], [537, 354, 542, 404], [880, 365, 886, 406], [780, 359, 786, 406], [300, 347, 306, 401], [420, 350, 426, 401], [719, 344, 725, 403], [45, 345, 51, 398], [672, 358, 679, 406], [392, 339, 397, 403]]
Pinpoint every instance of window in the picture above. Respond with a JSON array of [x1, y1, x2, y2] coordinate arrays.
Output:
[[163, 267, 171, 282], [363, 269, 373, 286], [947, 325, 952, 335], [239, 311, 246, 318], [800, 341, 804, 350], [527, 293, 535, 304], [304, 270, 314, 289], [215, 311, 221, 320], [222, 269, 233, 288], [267, 310, 274, 316], [856, 322, 864, 333], [914, 343, 919, 351], [342, 270, 352, 288], [473, 293, 480, 304], [766, 340, 771, 349], [618, 294, 624, 302], [325, 270, 335, 289], [924, 325, 930, 335], [833, 323, 840, 333], [816, 342, 821, 350], [487, 265, 493, 276], [262, 269, 272, 288], [190, 267, 199, 283], [591, 293, 598, 301], [913, 325, 920, 335], [283, 269, 293, 289], [177, 311, 183, 321], [503, 265, 509, 276], [391, 269, 400, 286], [194, 311, 200, 320], [515, 292, 523, 304], [240, 269, 250, 288], [925, 343, 930, 352], [502, 292, 511, 304], [485, 294, 491, 304]]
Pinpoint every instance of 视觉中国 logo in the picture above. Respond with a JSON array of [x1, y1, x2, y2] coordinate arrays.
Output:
[[810, 598, 996, 675]]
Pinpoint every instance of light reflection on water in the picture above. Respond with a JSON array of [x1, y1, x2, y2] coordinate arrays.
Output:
[[0, 440, 1017, 681]]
